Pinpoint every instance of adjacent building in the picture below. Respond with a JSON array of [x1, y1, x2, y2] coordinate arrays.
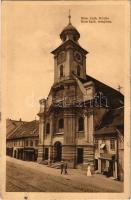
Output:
[[6, 119, 39, 161], [94, 106, 124, 181]]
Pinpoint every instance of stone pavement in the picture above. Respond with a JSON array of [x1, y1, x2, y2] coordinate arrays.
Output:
[[6, 156, 124, 192]]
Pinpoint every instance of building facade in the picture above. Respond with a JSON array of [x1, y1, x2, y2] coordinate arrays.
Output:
[[37, 15, 124, 172], [94, 106, 124, 181], [6, 119, 39, 161]]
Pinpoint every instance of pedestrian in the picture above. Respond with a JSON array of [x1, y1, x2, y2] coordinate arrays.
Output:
[[60, 160, 64, 174], [64, 161, 68, 175], [87, 164, 92, 176]]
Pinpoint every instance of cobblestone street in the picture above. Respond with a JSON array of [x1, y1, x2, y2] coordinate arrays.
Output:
[[6, 156, 123, 192]]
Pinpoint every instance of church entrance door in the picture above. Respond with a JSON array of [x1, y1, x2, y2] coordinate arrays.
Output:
[[54, 142, 62, 162]]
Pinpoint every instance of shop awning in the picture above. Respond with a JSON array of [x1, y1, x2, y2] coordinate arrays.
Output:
[[100, 153, 114, 160]]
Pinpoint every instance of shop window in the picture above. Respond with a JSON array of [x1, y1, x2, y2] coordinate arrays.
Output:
[[102, 139, 106, 144], [78, 117, 84, 131], [94, 159, 98, 170], [46, 123, 50, 134], [110, 139, 115, 150]]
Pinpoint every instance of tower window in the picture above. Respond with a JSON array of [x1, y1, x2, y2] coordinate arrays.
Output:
[[78, 117, 84, 131], [46, 123, 50, 134], [110, 139, 115, 150], [77, 65, 81, 76], [58, 118, 64, 129], [60, 65, 64, 77]]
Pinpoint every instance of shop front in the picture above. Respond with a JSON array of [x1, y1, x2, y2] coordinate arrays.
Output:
[[98, 153, 117, 179]]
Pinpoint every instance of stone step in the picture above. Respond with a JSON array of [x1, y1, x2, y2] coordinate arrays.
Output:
[[39, 160, 48, 165], [49, 162, 62, 169]]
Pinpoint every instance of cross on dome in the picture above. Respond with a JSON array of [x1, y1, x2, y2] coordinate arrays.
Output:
[[117, 85, 122, 92], [68, 9, 71, 24]]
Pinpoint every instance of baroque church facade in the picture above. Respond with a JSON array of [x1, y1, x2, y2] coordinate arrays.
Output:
[[37, 15, 124, 171]]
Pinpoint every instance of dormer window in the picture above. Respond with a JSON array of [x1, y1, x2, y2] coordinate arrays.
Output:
[[60, 65, 64, 77], [77, 65, 81, 76], [73, 36, 77, 42]]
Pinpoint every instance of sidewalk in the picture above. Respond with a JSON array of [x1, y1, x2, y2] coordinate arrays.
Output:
[[6, 156, 124, 192]]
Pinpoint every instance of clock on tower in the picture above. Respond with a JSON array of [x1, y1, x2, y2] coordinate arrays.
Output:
[[57, 51, 66, 65], [74, 50, 83, 64]]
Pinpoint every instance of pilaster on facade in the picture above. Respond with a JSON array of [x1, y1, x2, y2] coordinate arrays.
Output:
[[84, 108, 94, 144], [37, 98, 46, 162], [63, 110, 76, 145]]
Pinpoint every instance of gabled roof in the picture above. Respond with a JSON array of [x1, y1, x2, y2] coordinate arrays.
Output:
[[6, 119, 24, 136], [98, 107, 124, 128], [95, 126, 117, 135], [6, 120, 39, 140], [80, 74, 123, 97], [94, 106, 124, 136], [78, 74, 124, 108]]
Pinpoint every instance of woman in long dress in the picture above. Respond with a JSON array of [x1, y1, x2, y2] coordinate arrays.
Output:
[[87, 164, 92, 176]]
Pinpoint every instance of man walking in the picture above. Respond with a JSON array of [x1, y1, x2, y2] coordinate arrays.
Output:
[[60, 160, 64, 174], [64, 161, 68, 175]]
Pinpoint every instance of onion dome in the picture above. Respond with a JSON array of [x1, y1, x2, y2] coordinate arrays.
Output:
[[60, 11, 80, 42]]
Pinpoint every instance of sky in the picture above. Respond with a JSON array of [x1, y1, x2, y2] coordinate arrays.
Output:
[[3, 1, 125, 121]]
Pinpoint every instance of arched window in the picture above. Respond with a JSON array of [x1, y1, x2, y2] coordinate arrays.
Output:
[[78, 117, 84, 131], [73, 36, 77, 41], [77, 65, 81, 76], [60, 65, 64, 77], [46, 123, 50, 134], [58, 118, 64, 129]]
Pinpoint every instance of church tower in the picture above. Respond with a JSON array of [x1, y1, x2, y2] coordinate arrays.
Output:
[[51, 12, 88, 83]]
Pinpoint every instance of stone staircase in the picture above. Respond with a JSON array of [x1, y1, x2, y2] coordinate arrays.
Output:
[[49, 162, 62, 169], [39, 160, 48, 165], [39, 160, 63, 169]]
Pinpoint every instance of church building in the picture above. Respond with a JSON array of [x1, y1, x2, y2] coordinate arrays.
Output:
[[37, 13, 124, 171]]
